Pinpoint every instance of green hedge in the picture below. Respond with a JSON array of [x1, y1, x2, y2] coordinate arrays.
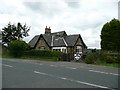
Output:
[[85, 51, 120, 64], [23, 50, 63, 58]]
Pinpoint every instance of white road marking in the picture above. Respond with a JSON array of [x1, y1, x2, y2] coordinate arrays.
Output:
[[1, 64, 13, 68], [60, 77, 67, 80], [50, 65, 57, 67], [34, 70, 110, 89], [39, 64, 43, 65], [34, 71, 47, 75], [3, 59, 44, 66], [89, 70, 119, 76], [66, 67, 77, 69], [33, 62, 43, 66], [76, 80, 109, 89]]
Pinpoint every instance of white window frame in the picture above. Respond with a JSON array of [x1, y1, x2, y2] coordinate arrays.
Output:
[[52, 47, 67, 53]]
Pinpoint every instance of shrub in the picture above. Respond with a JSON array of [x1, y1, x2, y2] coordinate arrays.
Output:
[[85, 53, 97, 64], [9, 40, 30, 57]]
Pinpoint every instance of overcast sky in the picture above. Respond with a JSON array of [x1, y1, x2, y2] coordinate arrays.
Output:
[[0, 0, 119, 49]]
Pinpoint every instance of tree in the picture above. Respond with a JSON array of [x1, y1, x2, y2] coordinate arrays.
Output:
[[2, 22, 30, 46], [9, 40, 30, 57], [100, 18, 120, 52]]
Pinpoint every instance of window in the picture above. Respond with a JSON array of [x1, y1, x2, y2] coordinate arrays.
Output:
[[62, 48, 66, 53], [76, 46, 82, 53]]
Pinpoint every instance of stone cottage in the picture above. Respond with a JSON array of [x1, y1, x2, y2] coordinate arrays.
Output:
[[29, 26, 87, 55]]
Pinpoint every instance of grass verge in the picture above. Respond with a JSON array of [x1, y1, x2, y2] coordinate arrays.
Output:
[[2, 53, 59, 62], [95, 63, 120, 68]]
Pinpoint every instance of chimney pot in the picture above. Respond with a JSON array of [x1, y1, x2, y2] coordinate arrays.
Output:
[[45, 26, 51, 34]]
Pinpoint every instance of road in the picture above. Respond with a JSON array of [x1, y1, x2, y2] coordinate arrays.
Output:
[[1, 58, 119, 89]]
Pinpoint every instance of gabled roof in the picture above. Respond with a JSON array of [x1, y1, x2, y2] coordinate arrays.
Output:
[[42, 34, 52, 46], [29, 31, 87, 48], [65, 34, 79, 46], [29, 35, 39, 48]]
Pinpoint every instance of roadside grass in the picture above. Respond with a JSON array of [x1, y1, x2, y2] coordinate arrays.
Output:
[[95, 63, 120, 68], [2, 53, 59, 62], [2, 53, 13, 58]]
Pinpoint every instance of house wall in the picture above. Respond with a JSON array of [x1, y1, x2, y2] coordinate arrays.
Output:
[[74, 38, 84, 53], [67, 47, 74, 53], [67, 38, 84, 54], [75, 38, 82, 46], [35, 37, 50, 50]]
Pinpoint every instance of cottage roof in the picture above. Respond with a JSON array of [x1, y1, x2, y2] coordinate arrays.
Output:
[[42, 34, 52, 46], [29, 35, 39, 48], [29, 31, 86, 48], [65, 34, 79, 46], [53, 36, 66, 47]]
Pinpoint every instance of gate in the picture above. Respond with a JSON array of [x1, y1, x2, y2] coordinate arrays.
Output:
[[60, 53, 74, 61]]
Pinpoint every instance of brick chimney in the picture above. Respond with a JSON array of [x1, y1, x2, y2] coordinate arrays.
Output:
[[45, 26, 51, 34]]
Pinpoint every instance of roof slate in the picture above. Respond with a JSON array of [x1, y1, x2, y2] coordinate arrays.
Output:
[[53, 36, 66, 47], [29, 35, 39, 48], [42, 34, 52, 46], [65, 34, 79, 46]]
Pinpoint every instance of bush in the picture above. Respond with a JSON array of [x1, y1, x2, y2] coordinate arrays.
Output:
[[84, 53, 97, 64], [9, 40, 30, 57]]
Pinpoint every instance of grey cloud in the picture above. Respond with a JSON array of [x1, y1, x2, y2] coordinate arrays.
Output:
[[23, 2, 63, 18], [66, 2, 80, 8], [24, 2, 43, 12], [71, 19, 104, 31]]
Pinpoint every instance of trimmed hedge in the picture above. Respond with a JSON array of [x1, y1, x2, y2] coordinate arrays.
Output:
[[23, 50, 63, 58], [85, 51, 120, 64]]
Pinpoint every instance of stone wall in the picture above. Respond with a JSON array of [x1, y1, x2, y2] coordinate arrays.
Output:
[[35, 37, 50, 50]]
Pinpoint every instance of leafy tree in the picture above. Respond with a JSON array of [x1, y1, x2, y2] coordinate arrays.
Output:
[[9, 40, 30, 57], [2, 22, 30, 46], [100, 18, 120, 52]]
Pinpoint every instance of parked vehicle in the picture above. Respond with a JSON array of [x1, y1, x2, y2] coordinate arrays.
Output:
[[74, 52, 82, 61]]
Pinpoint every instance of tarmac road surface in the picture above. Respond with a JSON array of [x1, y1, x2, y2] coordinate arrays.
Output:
[[1, 58, 119, 89]]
